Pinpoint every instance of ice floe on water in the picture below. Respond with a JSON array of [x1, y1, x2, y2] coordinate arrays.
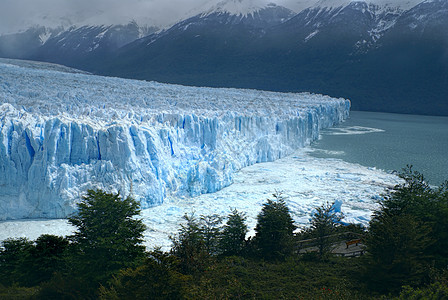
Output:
[[309, 149, 346, 156], [324, 126, 385, 135]]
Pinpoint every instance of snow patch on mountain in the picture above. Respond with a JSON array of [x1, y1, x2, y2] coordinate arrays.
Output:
[[38, 29, 53, 44], [312, 0, 423, 11], [368, 0, 423, 11], [293, 0, 427, 51], [304, 29, 319, 41], [203, 0, 273, 17]]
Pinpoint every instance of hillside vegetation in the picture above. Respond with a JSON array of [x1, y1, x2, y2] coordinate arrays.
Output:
[[1, 167, 447, 299]]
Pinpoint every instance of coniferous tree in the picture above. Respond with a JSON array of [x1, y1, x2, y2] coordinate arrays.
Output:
[[219, 209, 248, 256], [200, 214, 223, 256], [365, 166, 448, 294], [254, 193, 296, 260], [366, 212, 432, 293], [310, 202, 343, 258]]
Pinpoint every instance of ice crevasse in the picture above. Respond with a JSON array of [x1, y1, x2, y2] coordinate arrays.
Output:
[[0, 59, 350, 220]]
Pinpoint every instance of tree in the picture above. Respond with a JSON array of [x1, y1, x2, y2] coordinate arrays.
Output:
[[99, 250, 189, 300], [364, 166, 448, 294], [309, 202, 343, 258], [366, 213, 432, 293], [170, 213, 209, 274], [0, 238, 33, 286], [20, 235, 69, 287], [200, 214, 223, 256], [68, 189, 146, 284], [0, 235, 69, 288], [218, 209, 248, 256], [254, 193, 296, 260], [397, 282, 448, 299]]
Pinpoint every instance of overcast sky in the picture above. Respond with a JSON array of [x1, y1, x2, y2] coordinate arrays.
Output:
[[0, 0, 323, 34], [0, 0, 204, 33]]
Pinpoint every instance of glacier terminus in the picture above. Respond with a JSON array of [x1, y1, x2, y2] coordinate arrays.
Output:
[[0, 59, 350, 220]]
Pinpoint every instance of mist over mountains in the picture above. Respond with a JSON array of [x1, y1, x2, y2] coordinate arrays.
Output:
[[1, 0, 447, 116]]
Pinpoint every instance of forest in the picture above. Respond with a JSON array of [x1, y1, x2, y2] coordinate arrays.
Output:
[[1, 167, 447, 299]]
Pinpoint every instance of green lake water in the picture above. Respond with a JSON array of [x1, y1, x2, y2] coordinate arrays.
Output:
[[310, 111, 448, 186]]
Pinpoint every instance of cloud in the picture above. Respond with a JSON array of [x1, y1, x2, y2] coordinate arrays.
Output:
[[0, 0, 313, 34], [0, 0, 211, 34]]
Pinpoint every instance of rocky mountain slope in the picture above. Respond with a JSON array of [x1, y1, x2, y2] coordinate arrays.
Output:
[[1, 0, 446, 115]]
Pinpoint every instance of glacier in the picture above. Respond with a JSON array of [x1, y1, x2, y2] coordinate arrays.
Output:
[[0, 59, 350, 220], [0, 148, 402, 250]]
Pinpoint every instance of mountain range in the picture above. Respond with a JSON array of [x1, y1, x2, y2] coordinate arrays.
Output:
[[1, 0, 447, 116]]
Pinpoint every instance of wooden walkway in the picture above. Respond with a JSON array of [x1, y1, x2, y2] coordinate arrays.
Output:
[[296, 232, 366, 257]]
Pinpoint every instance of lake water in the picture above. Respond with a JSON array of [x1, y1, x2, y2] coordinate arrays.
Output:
[[309, 111, 448, 186]]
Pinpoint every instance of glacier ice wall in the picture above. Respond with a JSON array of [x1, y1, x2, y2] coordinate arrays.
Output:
[[0, 59, 350, 220]]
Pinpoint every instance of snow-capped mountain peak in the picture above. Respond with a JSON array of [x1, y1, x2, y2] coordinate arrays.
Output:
[[368, 0, 424, 11], [203, 0, 273, 17], [313, 0, 351, 9], [311, 0, 424, 11]]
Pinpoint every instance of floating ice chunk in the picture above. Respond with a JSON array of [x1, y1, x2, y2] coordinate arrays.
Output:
[[332, 199, 343, 213], [325, 126, 385, 135], [336, 173, 362, 181]]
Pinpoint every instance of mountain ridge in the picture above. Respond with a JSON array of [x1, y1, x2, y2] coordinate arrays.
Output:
[[0, 0, 446, 116]]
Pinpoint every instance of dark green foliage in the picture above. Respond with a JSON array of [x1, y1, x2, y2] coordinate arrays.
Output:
[[99, 250, 190, 300], [186, 256, 369, 299], [170, 210, 249, 274], [399, 177, 448, 269], [0, 238, 33, 286], [0, 235, 69, 290], [218, 209, 248, 256], [365, 166, 448, 294], [170, 213, 210, 274], [36, 273, 96, 300], [0, 284, 39, 300], [20, 234, 69, 287], [68, 189, 146, 284], [339, 223, 366, 235], [254, 193, 296, 260], [309, 202, 344, 258], [200, 214, 223, 255], [366, 214, 433, 293], [2, 172, 447, 299], [396, 282, 448, 300]]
